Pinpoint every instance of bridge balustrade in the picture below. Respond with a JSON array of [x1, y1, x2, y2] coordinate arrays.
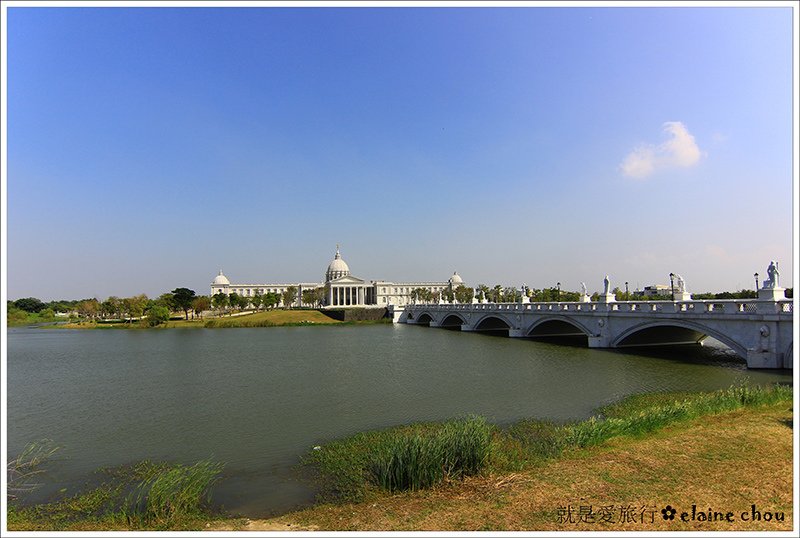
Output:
[[408, 298, 792, 317]]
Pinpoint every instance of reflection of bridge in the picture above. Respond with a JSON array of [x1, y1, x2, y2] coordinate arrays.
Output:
[[398, 298, 794, 369]]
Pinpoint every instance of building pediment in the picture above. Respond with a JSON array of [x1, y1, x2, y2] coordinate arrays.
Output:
[[329, 275, 366, 285]]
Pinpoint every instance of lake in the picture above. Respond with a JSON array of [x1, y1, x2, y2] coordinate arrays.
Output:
[[7, 324, 792, 517]]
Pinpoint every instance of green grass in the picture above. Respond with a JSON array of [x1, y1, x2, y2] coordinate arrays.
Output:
[[122, 459, 224, 527], [7, 459, 225, 531], [305, 383, 793, 503], [368, 416, 492, 492]]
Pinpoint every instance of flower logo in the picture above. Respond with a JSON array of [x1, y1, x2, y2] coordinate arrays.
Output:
[[661, 505, 677, 520]]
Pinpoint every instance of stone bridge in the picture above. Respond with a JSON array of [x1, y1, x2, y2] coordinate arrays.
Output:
[[397, 298, 794, 369]]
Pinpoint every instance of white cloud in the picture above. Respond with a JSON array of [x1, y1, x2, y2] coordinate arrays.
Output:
[[620, 122, 703, 179]]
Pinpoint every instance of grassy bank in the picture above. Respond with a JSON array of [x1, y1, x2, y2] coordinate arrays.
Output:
[[303, 384, 792, 504], [8, 459, 224, 531], [203, 309, 343, 327], [8, 384, 793, 531], [39, 310, 391, 329]]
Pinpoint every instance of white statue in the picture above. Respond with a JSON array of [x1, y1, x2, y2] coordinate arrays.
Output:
[[675, 274, 686, 293], [603, 275, 610, 295], [580, 282, 588, 296], [766, 261, 780, 289]]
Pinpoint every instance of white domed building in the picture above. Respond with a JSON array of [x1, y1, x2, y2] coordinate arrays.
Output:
[[211, 246, 464, 308]]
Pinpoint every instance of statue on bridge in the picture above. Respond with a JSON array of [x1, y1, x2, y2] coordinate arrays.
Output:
[[603, 275, 611, 295], [675, 274, 686, 292], [766, 261, 780, 289], [581, 282, 588, 296]]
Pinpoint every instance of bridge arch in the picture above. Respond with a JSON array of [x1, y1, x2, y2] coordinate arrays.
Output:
[[440, 313, 467, 329], [526, 316, 593, 338], [612, 320, 748, 360], [414, 312, 434, 326], [472, 314, 512, 334]]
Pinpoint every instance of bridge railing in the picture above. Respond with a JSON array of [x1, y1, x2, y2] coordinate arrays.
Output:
[[405, 299, 793, 315]]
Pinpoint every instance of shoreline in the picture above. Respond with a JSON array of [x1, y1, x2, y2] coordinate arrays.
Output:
[[10, 309, 392, 330], [7, 384, 793, 532]]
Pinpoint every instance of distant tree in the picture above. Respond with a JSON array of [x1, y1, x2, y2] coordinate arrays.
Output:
[[249, 293, 262, 311], [155, 293, 176, 312], [38, 308, 55, 320], [313, 287, 326, 307], [192, 296, 211, 319], [501, 287, 521, 303], [454, 285, 474, 304], [263, 292, 279, 309], [126, 294, 148, 322], [212, 292, 228, 313], [14, 297, 45, 313], [786, 288, 793, 299], [146, 305, 170, 326], [488, 285, 503, 303], [301, 289, 316, 307], [228, 292, 241, 312], [476, 284, 490, 302], [441, 288, 455, 302], [77, 299, 100, 319], [282, 286, 298, 309], [171, 288, 197, 320]]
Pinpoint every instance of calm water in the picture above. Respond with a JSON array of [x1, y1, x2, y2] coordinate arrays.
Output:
[[7, 324, 792, 517]]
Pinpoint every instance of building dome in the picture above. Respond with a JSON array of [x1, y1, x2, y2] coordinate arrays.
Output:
[[326, 246, 351, 281], [212, 270, 230, 286], [449, 272, 463, 286]]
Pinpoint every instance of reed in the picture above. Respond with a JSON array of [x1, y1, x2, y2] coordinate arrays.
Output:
[[368, 416, 492, 492], [122, 459, 224, 527]]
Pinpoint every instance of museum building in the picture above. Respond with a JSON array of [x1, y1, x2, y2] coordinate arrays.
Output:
[[211, 246, 463, 308]]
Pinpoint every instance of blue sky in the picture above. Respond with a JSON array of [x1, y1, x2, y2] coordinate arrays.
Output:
[[5, 4, 796, 300]]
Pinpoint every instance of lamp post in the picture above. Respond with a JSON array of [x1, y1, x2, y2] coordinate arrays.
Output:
[[625, 281, 629, 300], [669, 273, 675, 301], [754, 273, 759, 295], [556, 282, 561, 301]]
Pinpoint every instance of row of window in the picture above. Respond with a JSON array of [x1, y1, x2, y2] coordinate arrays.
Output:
[[380, 286, 445, 294]]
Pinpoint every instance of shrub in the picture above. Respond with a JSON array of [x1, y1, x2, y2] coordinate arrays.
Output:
[[146, 306, 170, 326]]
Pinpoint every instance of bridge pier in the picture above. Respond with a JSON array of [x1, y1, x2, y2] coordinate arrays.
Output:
[[509, 328, 526, 338], [588, 335, 612, 348]]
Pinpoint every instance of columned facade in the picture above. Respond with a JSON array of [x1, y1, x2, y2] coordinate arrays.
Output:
[[211, 246, 460, 309]]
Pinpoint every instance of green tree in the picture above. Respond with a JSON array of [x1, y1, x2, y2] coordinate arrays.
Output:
[[77, 299, 100, 320], [301, 289, 316, 307], [228, 292, 241, 312], [476, 284, 490, 302], [156, 293, 176, 312], [146, 305, 170, 326], [454, 285, 474, 304], [263, 292, 279, 309], [125, 294, 148, 322], [192, 295, 211, 319], [171, 288, 197, 320], [282, 286, 298, 309], [212, 292, 228, 314], [13, 297, 45, 313], [249, 293, 262, 311]]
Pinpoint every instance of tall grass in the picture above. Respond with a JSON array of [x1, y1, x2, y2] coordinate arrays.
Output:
[[565, 383, 793, 449], [305, 416, 493, 501], [123, 459, 224, 526], [7, 439, 60, 500], [369, 416, 492, 492], [307, 383, 792, 502]]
